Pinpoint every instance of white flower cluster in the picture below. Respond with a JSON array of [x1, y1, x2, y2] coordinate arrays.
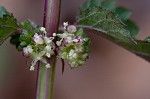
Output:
[[56, 22, 89, 68], [21, 22, 90, 70], [22, 27, 55, 71]]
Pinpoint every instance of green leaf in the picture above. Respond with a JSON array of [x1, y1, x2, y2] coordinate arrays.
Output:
[[101, 0, 116, 10], [80, 1, 91, 11], [0, 14, 19, 45], [124, 20, 139, 38], [115, 7, 131, 21], [19, 20, 40, 45], [0, 6, 9, 18], [77, 6, 150, 62], [120, 40, 150, 62], [80, 0, 102, 11], [145, 36, 150, 42], [10, 33, 21, 49], [77, 7, 135, 44], [90, 0, 102, 8]]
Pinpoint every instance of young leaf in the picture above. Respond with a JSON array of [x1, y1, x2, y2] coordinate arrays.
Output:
[[90, 0, 102, 8], [0, 6, 9, 18], [115, 7, 131, 21], [0, 14, 19, 45], [80, 0, 102, 11], [101, 0, 116, 10], [114, 7, 139, 38], [124, 20, 139, 38]]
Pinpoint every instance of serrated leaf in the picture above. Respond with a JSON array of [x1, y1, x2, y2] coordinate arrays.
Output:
[[115, 7, 131, 21], [0, 14, 19, 45], [77, 7, 135, 44], [0, 6, 9, 18], [77, 6, 150, 62], [101, 0, 116, 10], [124, 20, 139, 38]]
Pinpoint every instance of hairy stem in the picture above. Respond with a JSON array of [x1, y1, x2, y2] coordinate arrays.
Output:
[[35, 0, 61, 99]]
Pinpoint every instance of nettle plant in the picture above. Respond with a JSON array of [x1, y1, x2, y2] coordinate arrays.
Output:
[[0, 0, 150, 99]]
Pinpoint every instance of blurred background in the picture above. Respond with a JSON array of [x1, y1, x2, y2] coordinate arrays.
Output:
[[0, 0, 150, 99]]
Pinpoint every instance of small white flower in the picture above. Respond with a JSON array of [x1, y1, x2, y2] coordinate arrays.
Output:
[[39, 27, 45, 31], [75, 46, 83, 52], [73, 39, 79, 43], [44, 37, 54, 44], [45, 45, 52, 51], [44, 45, 55, 57], [39, 27, 47, 33], [66, 37, 73, 43], [33, 51, 45, 60], [46, 53, 51, 58], [69, 49, 75, 57], [36, 56, 41, 60], [30, 59, 38, 71], [46, 64, 51, 68], [61, 52, 67, 59], [57, 33, 69, 38], [70, 61, 78, 67], [53, 33, 57, 36], [63, 22, 68, 29], [33, 33, 44, 44], [56, 41, 62, 46], [30, 66, 35, 71], [23, 45, 33, 56], [67, 25, 77, 33], [72, 53, 78, 58]]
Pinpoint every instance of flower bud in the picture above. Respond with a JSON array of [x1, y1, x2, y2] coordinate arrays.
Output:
[[72, 53, 78, 58], [46, 64, 51, 68], [53, 33, 57, 37], [69, 49, 75, 57], [30, 66, 35, 71], [39, 27, 46, 33], [67, 25, 77, 33]]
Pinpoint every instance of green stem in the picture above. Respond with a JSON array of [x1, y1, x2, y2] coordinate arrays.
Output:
[[36, 63, 46, 99], [35, 0, 61, 99], [36, 58, 56, 99], [49, 57, 57, 99]]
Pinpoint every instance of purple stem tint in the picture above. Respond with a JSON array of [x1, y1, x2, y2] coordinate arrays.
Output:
[[43, 0, 61, 35], [35, 0, 61, 99]]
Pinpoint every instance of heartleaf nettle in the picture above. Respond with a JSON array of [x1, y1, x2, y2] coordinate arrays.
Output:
[[1, 0, 150, 71]]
